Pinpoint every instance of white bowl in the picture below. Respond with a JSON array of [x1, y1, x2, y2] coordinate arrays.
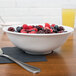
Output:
[[3, 25, 74, 55]]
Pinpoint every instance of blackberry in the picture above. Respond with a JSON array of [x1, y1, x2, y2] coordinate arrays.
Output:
[[37, 30, 45, 34], [8, 27, 15, 32], [16, 26, 22, 32], [32, 25, 35, 28], [44, 29, 51, 34], [35, 26, 42, 31], [58, 26, 64, 31]]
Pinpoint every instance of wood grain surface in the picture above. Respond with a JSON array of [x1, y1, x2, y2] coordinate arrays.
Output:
[[0, 29, 76, 76]]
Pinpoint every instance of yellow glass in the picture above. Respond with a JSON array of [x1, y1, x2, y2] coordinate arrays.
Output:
[[62, 9, 75, 28]]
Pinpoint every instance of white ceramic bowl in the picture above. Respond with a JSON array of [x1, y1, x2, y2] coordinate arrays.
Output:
[[3, 25, 74, 55]]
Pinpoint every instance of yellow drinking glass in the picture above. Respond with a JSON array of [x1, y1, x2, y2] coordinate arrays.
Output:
[[62, 9, 75, 28]]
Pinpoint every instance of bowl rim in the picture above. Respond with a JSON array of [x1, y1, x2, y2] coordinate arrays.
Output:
[[3, 25, 74, 36]]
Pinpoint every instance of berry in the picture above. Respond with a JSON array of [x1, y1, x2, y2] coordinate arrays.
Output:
[[8, 27, 15, 32], [32, 25, 36, 28], [41, 28, 45, 31], [10, 23, 66, 34], [45, 23, 50, 28], [50, 26, 54, 30], [33, 28, 38, 32], [50, 29, 53, 33], [53, 29, 58, 33], [23, 24, 28, 29], [37, 30, 44, 34], [58, 26, 64, 31], [54, 25, 58, 30], [28, 28, 35, 31], [44, 29, 51, 34], [25, 30, 31, 33], [44, 27, 50, 30], [31, 29, 35, 31], [28, 25, 33, 29], [29, 31, 36, 34], [20, 29, 26, 33], [51, 24, 55, 27], [16, 26, 22, 32], [35, 26, 42, 31], [38, 25, 43, 28]]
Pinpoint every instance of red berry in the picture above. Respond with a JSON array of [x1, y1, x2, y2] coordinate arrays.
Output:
[[50, 29, 53, 33], [20, 29, 26, 33], [8, 27, 15, 32], [22, 24, 28, 29], [45, 23, 50, 28], [38, 25, 43, 28], [44, 27, 50, 30], [28, 25, 33, 29], [29, 31, 36, 34], [29, 28, 33, 31], [51, 24, 55, 27], [33, 28, 38, 32]]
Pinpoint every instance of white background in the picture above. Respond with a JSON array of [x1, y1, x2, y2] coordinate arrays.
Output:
[[0, 0, 76, 27]]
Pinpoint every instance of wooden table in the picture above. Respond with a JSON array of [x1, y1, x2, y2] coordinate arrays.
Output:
[[0, 29, 76, 76]]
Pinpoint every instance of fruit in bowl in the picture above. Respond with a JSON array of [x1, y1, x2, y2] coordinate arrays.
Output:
[[8, 23, 66, 34], [3, 23, 74, 55]]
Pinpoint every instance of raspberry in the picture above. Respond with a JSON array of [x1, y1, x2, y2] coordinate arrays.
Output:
[[50, 29, 53, 33], [44, 27, 50, 30], [51, 24, 55, 27], [28, 25, 33, 29], [29, 31, 36, 34], [45, 23, 50, 28], [20, 29, 26, 33], [22, 24, 28, 29], [13, 23, 66, 34], [8, 27, 15, 32], [38, 25, 43, 28], [33, 28, 38, 32]]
